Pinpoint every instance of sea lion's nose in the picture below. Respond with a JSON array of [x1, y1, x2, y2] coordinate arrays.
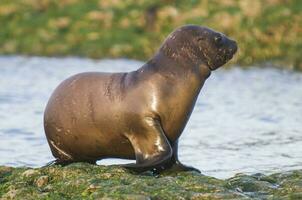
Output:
[[228, 40, 237, 54]]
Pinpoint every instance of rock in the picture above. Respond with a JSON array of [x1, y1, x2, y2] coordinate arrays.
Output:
[[0, 166, 12, 174], [101, 173, 112, 179], [43, 185, 53, 192], [86, 183, 100, 193], [35, 175, 49, 188], [123, 194, 151, 200], [22, 169, 38, 177], [1, 164, 302, 199], [2, 188, 18, 199]]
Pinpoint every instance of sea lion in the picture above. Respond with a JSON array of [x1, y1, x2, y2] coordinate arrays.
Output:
[[44, 25, 237, 173]]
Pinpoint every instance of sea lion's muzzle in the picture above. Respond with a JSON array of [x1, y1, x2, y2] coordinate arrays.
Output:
[[207, 38, 237, 71], [225, 39, 237, 60], [228, 40, 238, 55]]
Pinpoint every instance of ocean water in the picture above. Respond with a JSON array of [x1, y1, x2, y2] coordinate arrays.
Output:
[[0, 56, 301, 179]]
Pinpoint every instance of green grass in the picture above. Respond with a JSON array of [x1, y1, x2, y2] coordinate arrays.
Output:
[[0, 0, 301, 70]]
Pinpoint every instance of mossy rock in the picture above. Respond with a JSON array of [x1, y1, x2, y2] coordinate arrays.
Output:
[[1, 164, 302, 199]]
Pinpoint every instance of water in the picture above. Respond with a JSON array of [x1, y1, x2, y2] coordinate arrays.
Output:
[[0, 56, 301, 179]]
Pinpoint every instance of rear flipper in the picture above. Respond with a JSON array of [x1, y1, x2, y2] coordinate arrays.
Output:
[[42, 159, 72, 167], [165, 140, 201, 173], [43, 159, 96, 168], [166, 161, 201, 173]]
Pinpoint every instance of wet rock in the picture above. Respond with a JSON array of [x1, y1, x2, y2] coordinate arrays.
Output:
[[227, 174, 277, 192], [190, 192, 247, 200]]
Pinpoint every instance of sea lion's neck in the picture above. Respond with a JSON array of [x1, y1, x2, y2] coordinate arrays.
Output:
[[139, 52, 211, 82], [136, 52, 210, 141]]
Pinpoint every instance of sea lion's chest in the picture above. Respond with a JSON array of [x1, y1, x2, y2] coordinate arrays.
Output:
[[153, 79, 203, 142], [119, 70, 203, 142], [159, 95, 198, 142]]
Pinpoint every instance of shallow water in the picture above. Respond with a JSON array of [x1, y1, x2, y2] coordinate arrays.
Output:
[[0, 56, 301, 179]]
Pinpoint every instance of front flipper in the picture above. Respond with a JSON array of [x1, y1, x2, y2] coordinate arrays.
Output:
[[122, 117, 172, 173], [165, 140, 201, 173], [168, 160, 201, 173]]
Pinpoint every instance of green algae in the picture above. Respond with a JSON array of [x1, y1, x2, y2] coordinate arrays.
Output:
[[1, 163, 302, 199]]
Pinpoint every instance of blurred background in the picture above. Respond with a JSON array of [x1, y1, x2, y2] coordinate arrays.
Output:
[[0, 0, 301, 178], [0, 0, 301, 69]]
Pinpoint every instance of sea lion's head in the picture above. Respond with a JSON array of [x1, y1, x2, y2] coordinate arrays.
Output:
[[160, 25, 237, 71]]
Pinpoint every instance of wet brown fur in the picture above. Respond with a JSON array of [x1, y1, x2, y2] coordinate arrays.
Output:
[[44, 25, 237, 172]]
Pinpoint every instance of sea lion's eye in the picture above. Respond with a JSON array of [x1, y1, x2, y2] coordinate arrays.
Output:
[[214, 35, 222, 44]]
